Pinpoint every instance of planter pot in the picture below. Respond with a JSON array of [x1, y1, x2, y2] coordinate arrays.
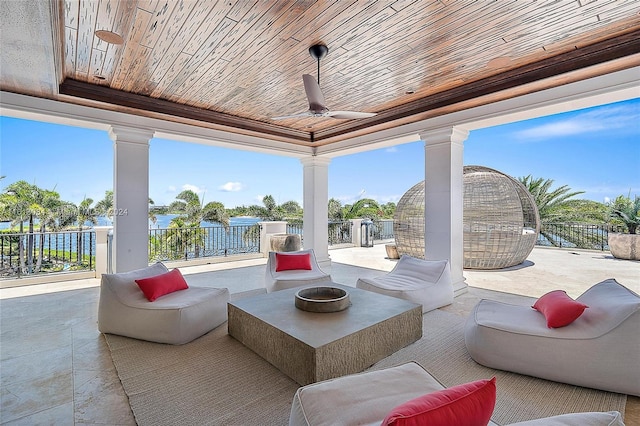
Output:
[[608, 232, 640, 261], [385, 244, 400, 259], [270, 233, 301, 252]]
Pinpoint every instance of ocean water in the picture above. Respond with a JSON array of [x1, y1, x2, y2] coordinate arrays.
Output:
[[147, 215, 260, 229], [0, 215, 261, 230]]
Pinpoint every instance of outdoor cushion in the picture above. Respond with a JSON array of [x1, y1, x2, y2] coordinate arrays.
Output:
[[135, 267, 189, 301], [464, 278, 640, 396], [288, 362, 622, 426], [505, 411, 625, 426], [98, 262, 229, 345], [356, 255, 453, 313], [532, 290, 588, 328], [381, 377, 496, 426], [276, 252, 312, 271], [289, 362, 500, 426], [265, 249, 331, 293]]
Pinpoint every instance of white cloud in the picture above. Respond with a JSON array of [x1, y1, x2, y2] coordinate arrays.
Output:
[[219, 182, 244, 192], [514, 103, 640, 141], [385, 146, 398, 153], [515, 120, 605, 140], [166, 185, 176, 192], [181, 184, 205, 194]]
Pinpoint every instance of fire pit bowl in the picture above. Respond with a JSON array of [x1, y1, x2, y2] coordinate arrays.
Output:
[[295, 286, 351, 313]]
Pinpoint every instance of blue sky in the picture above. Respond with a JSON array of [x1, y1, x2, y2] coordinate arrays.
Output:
[[1, 98, 638, 209]]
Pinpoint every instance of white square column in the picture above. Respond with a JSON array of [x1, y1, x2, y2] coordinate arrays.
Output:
[[420, 127, 469, 295], [300, 156, 331, 270], [109, 126, 154, 273]]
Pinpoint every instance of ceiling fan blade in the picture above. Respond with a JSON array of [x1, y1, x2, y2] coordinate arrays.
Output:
[[302, 74, 327, 112], [326, 111, 377, 119], [271, 111, 314, 120]]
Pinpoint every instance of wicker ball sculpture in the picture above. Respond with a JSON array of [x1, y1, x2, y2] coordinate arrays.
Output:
[[394, 166, 540, 269]]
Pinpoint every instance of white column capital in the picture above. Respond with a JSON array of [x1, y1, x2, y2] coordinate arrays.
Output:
[[300, 156, 332, 167], [109, 126, 155, 144], [419, 127, 469, 146]]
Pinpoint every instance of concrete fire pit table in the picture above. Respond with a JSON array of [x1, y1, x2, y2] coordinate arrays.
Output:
[[228, 283, 422, 385]]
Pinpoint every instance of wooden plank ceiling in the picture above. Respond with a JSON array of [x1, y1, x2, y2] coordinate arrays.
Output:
[[54, 0, 640, 145]]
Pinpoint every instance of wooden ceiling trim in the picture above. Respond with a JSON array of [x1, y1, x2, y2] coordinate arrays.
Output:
[[313, 54, 640, 148], [58, 78, 309, 143], [312, 29, 640, 141], [47, 1, 640, 145]]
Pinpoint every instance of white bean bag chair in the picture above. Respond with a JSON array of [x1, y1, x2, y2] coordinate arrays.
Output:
[[265, 249, 332, 293], [356, 255, 453, 313], [464, 278, 640, 396], [98, 262, 229, 345], [289, 362, 624, 426]]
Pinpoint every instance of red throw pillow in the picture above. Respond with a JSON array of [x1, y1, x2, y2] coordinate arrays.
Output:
[[275, 253, 312, 272], [532, 290, 588, 328], [135, 268, 189, 302], [382, 377, 497, 426]]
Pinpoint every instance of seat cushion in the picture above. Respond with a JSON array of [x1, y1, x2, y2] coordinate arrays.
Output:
[[505, 411, 624, 426], [98, 263, 230, 345], [290, 362, 500, 426], [290, 363, 447, 426], [464, 279, 640, 396], [266, 249, 331, 292], [356, 256, 453, 313]]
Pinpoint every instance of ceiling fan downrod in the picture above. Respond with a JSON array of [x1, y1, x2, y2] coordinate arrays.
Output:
[[309, 44, 329, 85]]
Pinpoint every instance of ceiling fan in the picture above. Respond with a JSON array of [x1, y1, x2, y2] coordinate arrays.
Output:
[[272, 44, 377, 121]]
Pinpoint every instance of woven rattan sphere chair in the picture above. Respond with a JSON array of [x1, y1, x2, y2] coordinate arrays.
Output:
[[394, 166, 540, 270]]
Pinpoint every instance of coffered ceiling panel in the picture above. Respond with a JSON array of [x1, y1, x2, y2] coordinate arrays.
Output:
[[2, 0, 639, 146]]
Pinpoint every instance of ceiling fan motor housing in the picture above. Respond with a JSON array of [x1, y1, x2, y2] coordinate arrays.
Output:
[[309, 44, 329, 60]]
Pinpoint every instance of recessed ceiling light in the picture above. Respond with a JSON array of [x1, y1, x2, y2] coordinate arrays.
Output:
[[93, 75, 106, 80], [95, 30, 124, 45], [405, 90, 415, 95]]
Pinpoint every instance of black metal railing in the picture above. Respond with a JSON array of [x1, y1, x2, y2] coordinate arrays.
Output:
[[328, 221, 352, 245], [536, 223, 627, 251], [286, 222, 303, 235], [0, 230, 95, 278], [148, 224, 260, 262], [373, 219, 394, 241]]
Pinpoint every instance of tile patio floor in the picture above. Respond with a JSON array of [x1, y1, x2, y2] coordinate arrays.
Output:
[[1, 244, 638, 425]]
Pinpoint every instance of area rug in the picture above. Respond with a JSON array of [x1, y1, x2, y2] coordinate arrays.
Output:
[[105, 302, 626, 426]]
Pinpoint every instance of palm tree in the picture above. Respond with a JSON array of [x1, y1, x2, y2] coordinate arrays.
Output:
[[518, 175, 584, 222], [95, 190, 157, 225], [328, 198, 344, 221], [342, 198, 382, 220], [244, 195, 302, 242], [165, 190, 229, 258], [171, 190, 230, 228], [95, 190, 113, 220], [248, 195, 302, 221], [609, 194, 640, 234], [519, 175, 586, 248], [0, 181, 65, 273]]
